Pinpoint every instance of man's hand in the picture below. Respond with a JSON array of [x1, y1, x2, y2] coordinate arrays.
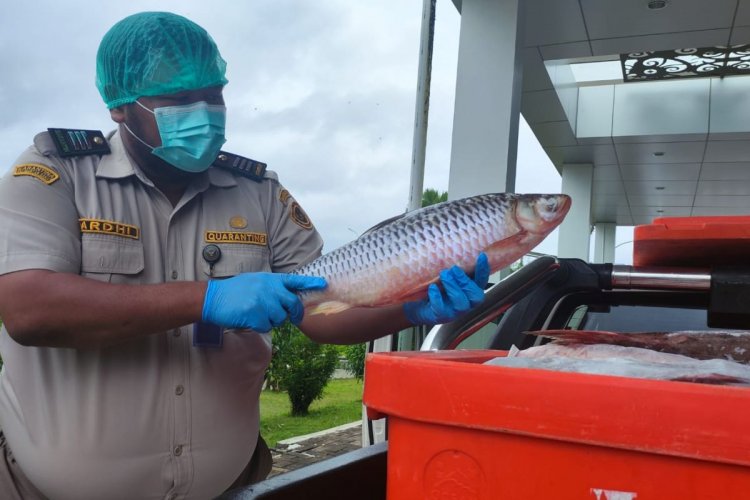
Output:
[[202, 273, 327, 332], [402, 253, 490, 326]]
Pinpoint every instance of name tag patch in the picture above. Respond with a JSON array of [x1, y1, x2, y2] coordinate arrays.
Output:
[[205, 231, 268, 245], [13, 163, 60, 185], [79, 218, 140, 239]]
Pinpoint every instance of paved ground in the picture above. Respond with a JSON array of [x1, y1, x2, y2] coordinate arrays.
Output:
[[269, 422, 363, 477]]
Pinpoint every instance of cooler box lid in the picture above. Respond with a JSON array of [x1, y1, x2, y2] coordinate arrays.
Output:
[[634, 215, 750, 267]]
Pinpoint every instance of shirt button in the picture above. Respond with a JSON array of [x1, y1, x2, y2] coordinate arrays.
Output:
[[174, 445, 183, 457], [175, 385, 184, 396], [171, 270, 178, 280]]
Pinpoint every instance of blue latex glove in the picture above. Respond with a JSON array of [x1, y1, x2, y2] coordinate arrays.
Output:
[[403, 253, 490, 326], [202, 273, 327, 332]]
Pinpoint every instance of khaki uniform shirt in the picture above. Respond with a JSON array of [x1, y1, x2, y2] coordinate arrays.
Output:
[[0, 130, 323, 500]]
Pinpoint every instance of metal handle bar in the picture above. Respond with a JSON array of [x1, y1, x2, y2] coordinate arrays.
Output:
[[610, 265, 710, 291]]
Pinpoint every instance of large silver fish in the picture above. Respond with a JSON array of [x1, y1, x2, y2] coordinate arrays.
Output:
[[295, 193, 571, 315]]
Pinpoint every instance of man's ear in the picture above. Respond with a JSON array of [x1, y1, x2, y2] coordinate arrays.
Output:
[[109, 106, 126, 123]]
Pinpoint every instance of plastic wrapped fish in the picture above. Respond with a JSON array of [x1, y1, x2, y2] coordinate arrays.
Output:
[[527, 329, 750, 364], [485, 344, 750, 385], [295, 193, 571, 315]]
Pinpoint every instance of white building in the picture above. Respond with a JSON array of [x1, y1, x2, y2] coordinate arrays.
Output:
[[442, 0, 750, 262]]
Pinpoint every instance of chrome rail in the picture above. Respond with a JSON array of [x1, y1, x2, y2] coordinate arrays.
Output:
[[611, 265, 711, 291]]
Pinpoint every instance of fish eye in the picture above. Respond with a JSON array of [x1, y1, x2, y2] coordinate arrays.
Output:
[[537, 200, 555, 212]]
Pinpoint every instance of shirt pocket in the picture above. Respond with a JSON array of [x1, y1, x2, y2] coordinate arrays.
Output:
[[80, 234, 145, 283], [201, 245, 271, 278]]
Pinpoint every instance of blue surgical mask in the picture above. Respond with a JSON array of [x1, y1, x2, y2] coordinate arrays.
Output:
[[125, 100, 227, 173]]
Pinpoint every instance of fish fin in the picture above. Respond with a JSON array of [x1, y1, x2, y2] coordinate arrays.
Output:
[[359, 203, 440, 238], [360, 213, 407, 237], [307, 301, 353, 316], [485, 232, 527, 251], [397, 291, 427, 304], [483, 233, 534, 271], [395, 277, 441, 303]]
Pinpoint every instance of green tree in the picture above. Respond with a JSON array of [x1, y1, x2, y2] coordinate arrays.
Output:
[[421, 188, 448, 208], [265, 323, 293, 392], [267, 322, 339, 416], [343, 343, 366, 381]]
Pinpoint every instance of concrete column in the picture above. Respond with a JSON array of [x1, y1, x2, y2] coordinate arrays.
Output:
[[447, 0, 524, 199], [557, 163, 593, 260], [593, 222, 616, 263]]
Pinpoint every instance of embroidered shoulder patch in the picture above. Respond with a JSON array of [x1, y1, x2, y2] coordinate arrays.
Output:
[[205, 231, 268, 245], [79, 218, 140, 239], [289, 201, 313, 230], [13, 163, 60, 185], [278, 189, 291, 206]]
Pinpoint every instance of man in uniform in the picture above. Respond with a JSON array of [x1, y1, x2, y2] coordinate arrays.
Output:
[[0, 11, 489, 500]]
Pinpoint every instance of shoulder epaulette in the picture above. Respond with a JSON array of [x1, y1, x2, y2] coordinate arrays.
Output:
[[213, 151, 267, 182], [47, 128, 111, 157]]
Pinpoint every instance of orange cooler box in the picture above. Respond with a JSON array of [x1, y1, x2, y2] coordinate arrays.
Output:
[[633, 215, 750, 267], [363, 350, 750, 499]]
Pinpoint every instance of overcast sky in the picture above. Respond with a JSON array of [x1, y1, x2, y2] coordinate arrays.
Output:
[[0, 0, 633, 262]]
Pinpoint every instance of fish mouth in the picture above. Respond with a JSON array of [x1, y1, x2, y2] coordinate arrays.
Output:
[[515, 194, 572, 234]]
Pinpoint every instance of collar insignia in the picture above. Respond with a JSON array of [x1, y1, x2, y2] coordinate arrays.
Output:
[[229, 216, 248, 229]]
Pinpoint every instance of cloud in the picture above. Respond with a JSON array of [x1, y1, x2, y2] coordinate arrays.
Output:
[[0, 0, 571, 259], [0, 0, 427, 252]]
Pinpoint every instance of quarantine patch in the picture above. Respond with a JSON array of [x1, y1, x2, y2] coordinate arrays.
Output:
[[79, 218, 140, 239], [205, 231, 268, 245], [13, 163, 60, 185], [289, 201, 313, 230]]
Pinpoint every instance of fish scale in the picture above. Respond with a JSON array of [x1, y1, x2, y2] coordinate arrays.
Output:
[[294, 192, 571, 316]]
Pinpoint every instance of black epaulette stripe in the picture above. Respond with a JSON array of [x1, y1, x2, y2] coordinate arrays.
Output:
[[48, 128, 111, 157], [213, 151, 267, 182]]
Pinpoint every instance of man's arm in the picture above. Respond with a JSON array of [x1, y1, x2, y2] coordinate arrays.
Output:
[[0, 269, 327, 350], [0, 255, 489, 349], [299, 304, 411, 345], [0, 269, 409, 349], [0, 269, 206, 349]]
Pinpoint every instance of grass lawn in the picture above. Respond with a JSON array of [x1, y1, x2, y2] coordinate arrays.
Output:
[[260, 378, 364, 447]]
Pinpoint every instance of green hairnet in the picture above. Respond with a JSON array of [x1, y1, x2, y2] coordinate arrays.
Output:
[[96, 12, 228, 109]]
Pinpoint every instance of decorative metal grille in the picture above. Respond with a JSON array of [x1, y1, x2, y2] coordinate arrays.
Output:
[[621, 45, 750, 82]]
